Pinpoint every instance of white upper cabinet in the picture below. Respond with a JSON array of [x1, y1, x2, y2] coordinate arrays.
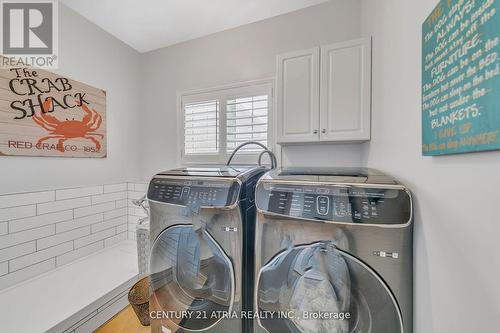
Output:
[[276, 37, 372, 144], [276, 48, 320, 143], [320, 37, 371, 141]]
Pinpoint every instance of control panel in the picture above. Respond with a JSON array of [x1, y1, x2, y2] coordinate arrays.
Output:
[[256, 183, 411, 225], [148, 178, 239, 207]]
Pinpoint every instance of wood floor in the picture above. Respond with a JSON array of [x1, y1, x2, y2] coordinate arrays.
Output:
[[95, 305, 150, 333]]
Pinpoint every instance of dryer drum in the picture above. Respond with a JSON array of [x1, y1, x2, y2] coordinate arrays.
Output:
[[149, 225, 235, 331], [256, 242, 403, 333]]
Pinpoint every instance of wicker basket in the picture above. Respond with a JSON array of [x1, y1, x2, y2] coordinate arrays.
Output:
[[128, 276, 150, 326]]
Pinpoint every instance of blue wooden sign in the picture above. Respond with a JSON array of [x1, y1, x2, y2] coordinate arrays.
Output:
[[422, 0, 500, 155]]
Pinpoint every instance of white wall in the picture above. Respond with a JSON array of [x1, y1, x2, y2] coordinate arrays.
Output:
[[361, 0, 500, 332], [0, 4, 142, 194], [280, 143, 363, 167], [139, 0, 363, 179]]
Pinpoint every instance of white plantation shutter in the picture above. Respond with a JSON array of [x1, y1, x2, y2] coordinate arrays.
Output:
[[226, 95, 268, 153], [181, 81, 272, 163], [184, 100, 219, 154]]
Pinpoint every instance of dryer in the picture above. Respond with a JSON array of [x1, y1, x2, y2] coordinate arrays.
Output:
[[147, 166, 267, 333], [254, 167, 413, 333]]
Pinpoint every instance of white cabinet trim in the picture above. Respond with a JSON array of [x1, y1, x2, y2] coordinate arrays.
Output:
[[319, 37, 372, 142], [276, 48, 320, 144]]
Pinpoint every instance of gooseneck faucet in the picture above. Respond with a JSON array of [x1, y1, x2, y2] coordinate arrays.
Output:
[[226, 141, 277, 169]]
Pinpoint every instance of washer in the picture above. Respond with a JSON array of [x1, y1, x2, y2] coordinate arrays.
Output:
[[254, 167, 413, 333], [148, 166, 267, 333]]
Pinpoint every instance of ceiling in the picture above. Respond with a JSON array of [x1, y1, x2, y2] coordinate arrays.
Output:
[[61, 0, 329, 53]]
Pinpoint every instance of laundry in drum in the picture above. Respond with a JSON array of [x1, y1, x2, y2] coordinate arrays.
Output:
[[258, 242, 351, 333]]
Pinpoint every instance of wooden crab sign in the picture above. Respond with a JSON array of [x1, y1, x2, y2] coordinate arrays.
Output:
[[0, 64, 107, 158], [33, 98, 103, 153]]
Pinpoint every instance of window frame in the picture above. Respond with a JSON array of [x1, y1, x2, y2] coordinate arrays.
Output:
[[177, 79, 275, 165]]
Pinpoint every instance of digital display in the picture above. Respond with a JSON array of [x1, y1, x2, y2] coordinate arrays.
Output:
[[148, 178, 239, 207], [257, 184, 411, 225]]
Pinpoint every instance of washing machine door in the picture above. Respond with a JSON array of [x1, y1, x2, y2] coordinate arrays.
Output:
[[257, 242, 403, 333], [150, 225, 235, 331]]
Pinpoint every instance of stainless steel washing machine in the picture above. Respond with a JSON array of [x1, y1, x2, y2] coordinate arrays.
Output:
[[254, 167, 413, 333], [147, 166, 267, 333]]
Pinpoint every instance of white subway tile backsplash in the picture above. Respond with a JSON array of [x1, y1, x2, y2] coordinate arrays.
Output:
[[131, 208, 147, 217], [0, 191, 55, 209], [0, 259, 55, 290], [9, 210, 73, 233], [56, 213, 103, 233], [103, 183, 127, 193], [38, 197, 91, 215], [0, 262, 7, 276], [115, 199, 127, 208], [127, 225, 137, 237], [127, 215, 142, 224], [74, 228, 115, 249], [133, 183, 148, 192], [10, 241, 73, 271], [0, 222, 7, 235], [0, 180, 147, 290], [104, 232, 127, 247], [0, 225, 55, 250], [103, 208, 127, 220], [37, 226, 91, 250], [127, 231, 136, 241], [74, 202, 115, 218], [116, 224, 127, 234], [0, 205, 37, 222], [56, 186, 103, 201], [91, 192, 127, 205], [0, 242, 36, 262], [56, 241, 104, 267], [91, 216, 126, 233], [127, 190, 145, 201]]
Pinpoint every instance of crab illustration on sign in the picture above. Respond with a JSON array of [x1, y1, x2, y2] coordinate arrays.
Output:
[[32, 98, 104, 153]]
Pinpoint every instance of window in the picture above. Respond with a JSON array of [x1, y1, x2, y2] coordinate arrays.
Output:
[[226, 95, 268, 153], [184, 100, 219, 155], [179, 81, 273, 164]]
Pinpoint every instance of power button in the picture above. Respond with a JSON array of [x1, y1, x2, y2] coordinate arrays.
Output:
[[316, 195, 329, 216]]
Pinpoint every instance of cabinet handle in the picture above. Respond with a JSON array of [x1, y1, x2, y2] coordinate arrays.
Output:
[[313, 129, 318, 134], [321, 129, 326, 134]]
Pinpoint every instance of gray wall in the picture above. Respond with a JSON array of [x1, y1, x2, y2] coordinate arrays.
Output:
[[361, 0, 500, 331], [139, 0, 363, 179], [0, 4, 142, 194]]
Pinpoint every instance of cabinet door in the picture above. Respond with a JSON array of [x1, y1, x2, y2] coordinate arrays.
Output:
[[320, 37, 371, 141], [276, 48, 320, 143]]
